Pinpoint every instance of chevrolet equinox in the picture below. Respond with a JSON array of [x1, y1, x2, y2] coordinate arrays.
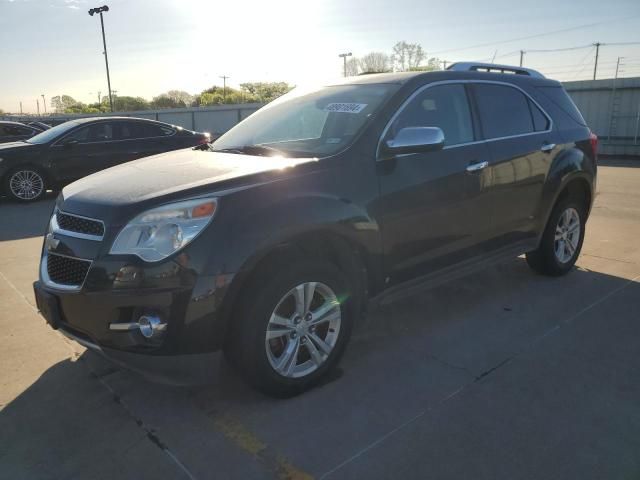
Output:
[[34, 63, 597, 396]]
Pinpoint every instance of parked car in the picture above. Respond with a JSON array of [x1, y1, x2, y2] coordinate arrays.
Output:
[[33, 63, 597, 396], [0, 121, 40, 144], [25, 121, 52, 132], [0, 117, 210, 201]]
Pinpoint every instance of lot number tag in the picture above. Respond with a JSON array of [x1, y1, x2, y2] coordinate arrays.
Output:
[[324, 103, 368, 113]]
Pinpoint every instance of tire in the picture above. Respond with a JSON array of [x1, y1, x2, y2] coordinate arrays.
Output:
[[228, 259, 355, 397], [3, 166, 47, 202], [526, 197, 586, 276]]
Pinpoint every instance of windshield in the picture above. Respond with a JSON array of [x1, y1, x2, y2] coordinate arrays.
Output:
[[212, 83, 397, 158], [26, 121, 81, 144]]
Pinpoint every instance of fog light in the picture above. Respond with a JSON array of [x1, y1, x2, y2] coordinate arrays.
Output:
[[138, 314, 166, 338]]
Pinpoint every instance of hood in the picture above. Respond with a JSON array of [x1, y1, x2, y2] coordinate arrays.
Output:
[[61, 147, 316, 213]]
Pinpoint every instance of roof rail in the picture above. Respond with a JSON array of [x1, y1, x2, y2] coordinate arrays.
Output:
[[446, 62, 545, 79]]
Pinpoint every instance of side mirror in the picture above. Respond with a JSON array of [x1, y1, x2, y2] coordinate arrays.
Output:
[[382, 127, 445, 158]]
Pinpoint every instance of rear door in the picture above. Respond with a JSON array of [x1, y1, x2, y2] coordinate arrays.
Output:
[[115, 120, 180, 162], [49, 121, 117, 182], [471, 82, 561, 246], [374, 83, 494, 284]]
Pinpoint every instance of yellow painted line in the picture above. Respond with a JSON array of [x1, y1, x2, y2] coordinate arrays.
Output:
[[211, 413, 314, 480]]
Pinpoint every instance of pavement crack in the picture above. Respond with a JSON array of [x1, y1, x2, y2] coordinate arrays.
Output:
[[425, 353, 476, 379], [77, 357, 198, 480]]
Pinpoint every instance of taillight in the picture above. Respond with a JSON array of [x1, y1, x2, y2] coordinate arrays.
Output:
[[589, 131, 598, 158]]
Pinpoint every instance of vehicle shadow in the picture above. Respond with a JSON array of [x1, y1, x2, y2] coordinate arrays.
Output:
[[0, 194, 55, 242]]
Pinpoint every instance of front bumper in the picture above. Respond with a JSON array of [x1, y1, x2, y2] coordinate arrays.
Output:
[[58, 326, 224, 385]]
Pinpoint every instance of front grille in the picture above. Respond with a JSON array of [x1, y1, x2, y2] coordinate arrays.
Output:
[[46, 253, 91, 286], [56, 211, 104, 237]]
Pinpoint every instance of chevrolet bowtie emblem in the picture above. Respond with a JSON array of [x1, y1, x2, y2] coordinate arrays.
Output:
[[45, 233, 60, 251]]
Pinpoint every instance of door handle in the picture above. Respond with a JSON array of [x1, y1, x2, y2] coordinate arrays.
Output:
[[541, 143, 556, 153], [466, 161, 488, 173]]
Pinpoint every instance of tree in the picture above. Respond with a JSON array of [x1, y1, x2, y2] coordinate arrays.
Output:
[[151, 90, 194, 109], [392, 41, 426, 72], [345, 57, 359, 76], [51, 95, 82, 113], [238, 82, 292, 102], [112, 96, 150, 111], [408, 57, 443, 72], [358, 52, 391, 74]]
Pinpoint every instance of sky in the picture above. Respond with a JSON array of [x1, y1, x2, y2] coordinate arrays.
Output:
[[1, 0, 640, 113]]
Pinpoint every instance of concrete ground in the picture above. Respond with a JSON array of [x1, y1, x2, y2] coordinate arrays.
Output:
[[1, 159, 639, 480]]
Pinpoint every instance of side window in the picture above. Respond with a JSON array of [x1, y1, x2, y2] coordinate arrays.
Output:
[[528, 99, 550, 132], [148, 124, 176, 137], [389, 84, 474, 147], [65, 123, 114, 143], [118, 122, 151, 140], [474, 84, 535, 138]]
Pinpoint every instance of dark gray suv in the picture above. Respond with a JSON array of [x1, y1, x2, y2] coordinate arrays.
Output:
[[34, 63, 597, 396]]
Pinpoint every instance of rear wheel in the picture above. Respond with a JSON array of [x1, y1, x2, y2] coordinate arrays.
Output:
[[228, 259, 354, 397], [526, 198, 586, 276], [4, 167, 47, 202]]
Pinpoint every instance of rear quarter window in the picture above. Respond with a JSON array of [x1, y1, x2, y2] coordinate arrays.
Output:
[[536, 86, 587, 126]]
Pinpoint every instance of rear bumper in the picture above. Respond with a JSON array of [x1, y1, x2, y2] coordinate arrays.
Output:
[[58, 326, 224, 385]]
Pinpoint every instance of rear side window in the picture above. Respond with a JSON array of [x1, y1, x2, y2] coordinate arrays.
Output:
[[115, 122, 174, 140], [474, 84, 534, 139], [536, 86, 587, 126], [389, 84, 474, 146]]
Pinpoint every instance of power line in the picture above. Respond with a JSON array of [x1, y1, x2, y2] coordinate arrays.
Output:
[[430, 14, 640, 55]]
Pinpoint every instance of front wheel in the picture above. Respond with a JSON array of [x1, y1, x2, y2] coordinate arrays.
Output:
[[229, 260, 354, 397], [4, 167, 47, 202], [526, 198, 586, 276]]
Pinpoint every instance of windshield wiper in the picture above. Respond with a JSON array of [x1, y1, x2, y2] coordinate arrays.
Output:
[[210, 144, 287, 157]]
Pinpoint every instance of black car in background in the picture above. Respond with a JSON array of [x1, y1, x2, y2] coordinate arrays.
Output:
[[33, 63, 597, 396], [0, 117, 210, 201], [0, 121, 40, 144], [25, 121, 52, 132]]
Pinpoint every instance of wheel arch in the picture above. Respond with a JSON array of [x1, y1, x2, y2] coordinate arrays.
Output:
[[218, 228, 381, 347]]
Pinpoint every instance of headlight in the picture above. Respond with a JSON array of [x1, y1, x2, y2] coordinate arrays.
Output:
[[110, 197, 218, 262]]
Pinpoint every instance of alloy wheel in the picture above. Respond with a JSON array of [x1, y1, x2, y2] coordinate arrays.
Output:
[[265, 282, 341, 378], [9, 170, 44, 200], [554, 207, 581, 264]]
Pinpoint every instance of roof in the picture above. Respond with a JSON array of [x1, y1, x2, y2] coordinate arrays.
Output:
[[332, 63, 559, 87], [0, 120, 31, 126]]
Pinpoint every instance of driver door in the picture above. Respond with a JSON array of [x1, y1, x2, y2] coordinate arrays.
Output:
[[373, 83, 494, 285]]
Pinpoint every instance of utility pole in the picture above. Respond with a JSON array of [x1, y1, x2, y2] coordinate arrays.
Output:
[[20, 102, 23, 114], [519, 50, 525, 67], [36, 99, 40, 115], [89, 6, 114, 112], [442, 60, 448, 69], [219, 75, 230, 102], [593, 42, 601, 80], [339, 52, 352, 77], [98, 91, 102, 104], [41, 94, 47, 114]]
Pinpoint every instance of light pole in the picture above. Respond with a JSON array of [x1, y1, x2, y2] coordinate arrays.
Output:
[[88, 5, 114, 112], [219, 75, 230, 102], [41, 94, 47, 114], [339, 52, 352, 77]]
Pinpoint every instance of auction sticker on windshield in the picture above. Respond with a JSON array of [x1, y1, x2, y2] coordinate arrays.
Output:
[[324, 103, 368, 113]]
